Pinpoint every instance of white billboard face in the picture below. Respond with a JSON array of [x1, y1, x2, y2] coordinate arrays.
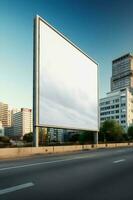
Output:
[[37, 17, 98, 131]]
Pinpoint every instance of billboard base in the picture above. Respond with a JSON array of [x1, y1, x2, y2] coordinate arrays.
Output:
[[94, 132, 98, 145], [33, 126, 39, 147]]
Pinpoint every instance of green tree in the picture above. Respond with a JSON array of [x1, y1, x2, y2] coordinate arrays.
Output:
[[23, 132, 33, 143], [100, 120, 124, 142], [79, 131, 93, 144], [0, 136, 10, 143], [128, 125, 133, 140], [69, 133, 79, 142]]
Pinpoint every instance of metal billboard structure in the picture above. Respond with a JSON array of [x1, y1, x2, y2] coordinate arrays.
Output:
[[33, 15, 99, 147]]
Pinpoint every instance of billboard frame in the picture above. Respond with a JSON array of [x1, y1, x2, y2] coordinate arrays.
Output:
[[33, 15, 99, 146]]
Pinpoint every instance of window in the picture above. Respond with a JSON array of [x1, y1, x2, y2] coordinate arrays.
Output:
[[116, 116, 119, 119], [121, 103, 126, 107], [121, 120, 126, 124], [116, 99, 119, 103], [121, 114, 126, 118], [115, 105, 119, 108]]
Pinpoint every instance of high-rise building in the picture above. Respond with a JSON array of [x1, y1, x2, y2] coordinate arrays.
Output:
[[8, 110, 11, 127], [13, 108, 33, 138], [100, 88, 133, 130], [100, 53, 133, 132], [5, 109, 20, 137], [11, 109, 20, 126], [0, 102, 8, 127], [111, 53, 133, 91]]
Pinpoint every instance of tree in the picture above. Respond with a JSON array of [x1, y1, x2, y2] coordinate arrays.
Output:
[[79, 131, 93, 144], [0, 136, 10, 143], [23, 132, 33, 143], [100, 120, 124, 142], [128, 125, 133, 140], [122, 133, 129, 141], [69, 133, 79, 142]]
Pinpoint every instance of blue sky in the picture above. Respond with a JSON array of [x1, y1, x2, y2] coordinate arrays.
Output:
[[0, 0, 133, 109]]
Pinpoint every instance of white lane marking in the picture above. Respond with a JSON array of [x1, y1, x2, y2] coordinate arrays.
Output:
[[113, 159, 126, 164], [0, 182, 34, 195], [0, 149, 129, 172], [0, 155, 91, 172]]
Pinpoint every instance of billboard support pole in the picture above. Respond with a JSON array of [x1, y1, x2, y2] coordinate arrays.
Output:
[[33, 126, 39, 147], [33, 16, 39, 147], [94, 131, 98, 145]]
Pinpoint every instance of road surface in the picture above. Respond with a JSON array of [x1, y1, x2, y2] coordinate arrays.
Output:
[[0, 147, 133, 200]]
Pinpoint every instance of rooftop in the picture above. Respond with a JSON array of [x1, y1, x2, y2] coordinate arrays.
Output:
[[112, 53, 133, 64]]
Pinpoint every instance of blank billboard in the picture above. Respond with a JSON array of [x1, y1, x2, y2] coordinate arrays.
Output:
[[35, 16, 99, 131]]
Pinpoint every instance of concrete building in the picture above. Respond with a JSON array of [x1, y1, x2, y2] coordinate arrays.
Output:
[[8, 110, 11, 127], [5, 109, 20, 138], [47, 128, 66, 143], [100, 53, 133, 132], [13, 108, 33, 138], [47, 128, 76, 143], [5, 126, 14, 137], [111, 53, 133, 91], [100, 88, 133, 130], [11, 109, 20, 126], [0, 121, 4, 136], [0, 102, 8, 127]]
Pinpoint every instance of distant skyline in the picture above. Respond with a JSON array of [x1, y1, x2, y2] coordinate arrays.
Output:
[[0, 0, 133, 108]]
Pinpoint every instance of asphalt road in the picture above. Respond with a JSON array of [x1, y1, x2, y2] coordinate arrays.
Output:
[[0, 147, 133, 200]]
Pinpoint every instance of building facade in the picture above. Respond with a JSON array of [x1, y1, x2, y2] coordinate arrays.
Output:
[[100, 88, 133, 130], [11, 109, 20, 126], [47, 128, 65, 143], [5, 109, 20, 137], [8, 110, 11, 127], [100, 53, 133, 132], [13, 108, 33, 138], [111, 53, 133, 91], [5, 126, 14, 137], [0, 102, 8, 127]]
